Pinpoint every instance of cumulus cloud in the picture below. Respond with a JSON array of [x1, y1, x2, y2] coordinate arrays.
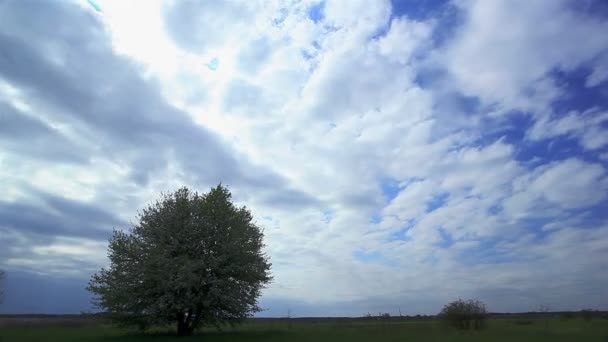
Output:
[[441, 0, 608, 114], [528, 109, 608, 150], [504, 159, 608, 216]]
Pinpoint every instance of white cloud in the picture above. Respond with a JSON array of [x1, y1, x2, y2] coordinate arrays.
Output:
[[528, 109, 608, 150], [442, 0, 608, 114], [376, 17, 434, 64], [504, 159, 608, 218]]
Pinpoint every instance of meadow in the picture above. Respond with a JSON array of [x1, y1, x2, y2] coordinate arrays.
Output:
[[1, 315, 607, 342]]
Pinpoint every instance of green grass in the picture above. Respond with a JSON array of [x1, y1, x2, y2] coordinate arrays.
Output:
[[1, 318, 607, 342]]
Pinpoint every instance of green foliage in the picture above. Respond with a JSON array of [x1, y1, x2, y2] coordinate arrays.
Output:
[[87, 185, 272, 336], [439, 299, 487, 330]]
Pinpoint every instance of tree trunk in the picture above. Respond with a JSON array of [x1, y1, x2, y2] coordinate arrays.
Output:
[[177, 321, 193, 336], [176, 312, 194, 336]]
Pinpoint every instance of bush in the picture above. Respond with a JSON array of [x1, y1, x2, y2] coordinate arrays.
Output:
[[439, 299, 487, 330]]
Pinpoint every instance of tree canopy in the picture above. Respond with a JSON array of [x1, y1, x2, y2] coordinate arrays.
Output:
[[87, 185, 272, 336], [439, 298, 487, 330]]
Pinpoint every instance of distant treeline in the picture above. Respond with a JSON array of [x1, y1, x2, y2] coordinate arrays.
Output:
[[256, 310, 608, 320], [2, 310, 607, 321], [488, 310, 608, 319]]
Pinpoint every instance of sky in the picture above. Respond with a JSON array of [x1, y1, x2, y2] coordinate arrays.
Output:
[[0, 0, 607, 317]]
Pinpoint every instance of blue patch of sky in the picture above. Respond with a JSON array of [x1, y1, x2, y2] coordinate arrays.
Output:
[[415, 69, 488, 118], [554, 202, 608, 229], [308, 1, 325, 23], [301, 50, 314, 60], [386, 219, 415, 241], [428, 3, 465, 48], [460, 66, 608, 166], [569, 0, 608, 20], [301, 41, 322, 61], [517, 216, 559, 241], [392, 16, 607, 268], [369, 212, 382, 224], [487, 204, 502, 216], [273, 7, 289, 26], [353, 250, 398, 267], [413, 67, 446, 89], [550, 67, 608, 113], [456, 238, 525, 266], [370, 22, 392, 41], [516, 134, 587, 164], [480, 113, 588, 164], [322, 208, 334, 223], [390, 0, 449, 20], [583, 202, 608, 226], [470, 112, 586, 165], [458, 202, 608, 266], [426, 192, 449, 213], [379, 177, 403, 202], [434, 227, 453, 249], [377, 177, 428, 224], [390, 0, 464, 48], [452, 94, 482, 116]]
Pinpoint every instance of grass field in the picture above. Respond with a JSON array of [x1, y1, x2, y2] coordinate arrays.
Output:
[[1, 316, 607, 341]]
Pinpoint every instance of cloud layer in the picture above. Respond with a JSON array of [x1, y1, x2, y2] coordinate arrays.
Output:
[[1, 0, 607, 315]]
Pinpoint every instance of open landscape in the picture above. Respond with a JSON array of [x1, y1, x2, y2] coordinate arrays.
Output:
[[2, 315, 608, 342], [1, 0, 608, 340]]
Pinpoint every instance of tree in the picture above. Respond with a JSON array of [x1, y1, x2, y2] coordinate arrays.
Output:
[[87, 185, 272, 336], [439, 299, 487, 330]]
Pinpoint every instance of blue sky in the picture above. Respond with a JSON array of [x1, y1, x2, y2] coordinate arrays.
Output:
[[0, 0, 607, 316]]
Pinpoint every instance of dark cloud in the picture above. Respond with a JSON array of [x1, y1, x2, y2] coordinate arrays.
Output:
[[0, 0, 314, 192], [0, 100, 86, 163], [0, 0, 318, 299], [0, 189, 126, 240]]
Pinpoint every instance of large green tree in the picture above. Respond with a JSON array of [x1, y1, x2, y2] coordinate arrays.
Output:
[[88, 185, 272, 336]]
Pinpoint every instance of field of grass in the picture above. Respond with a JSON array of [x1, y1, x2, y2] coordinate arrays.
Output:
[[1, 316, 607, 341]]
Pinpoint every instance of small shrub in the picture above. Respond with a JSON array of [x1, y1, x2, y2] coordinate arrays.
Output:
[[439, 299, 487, 330]]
